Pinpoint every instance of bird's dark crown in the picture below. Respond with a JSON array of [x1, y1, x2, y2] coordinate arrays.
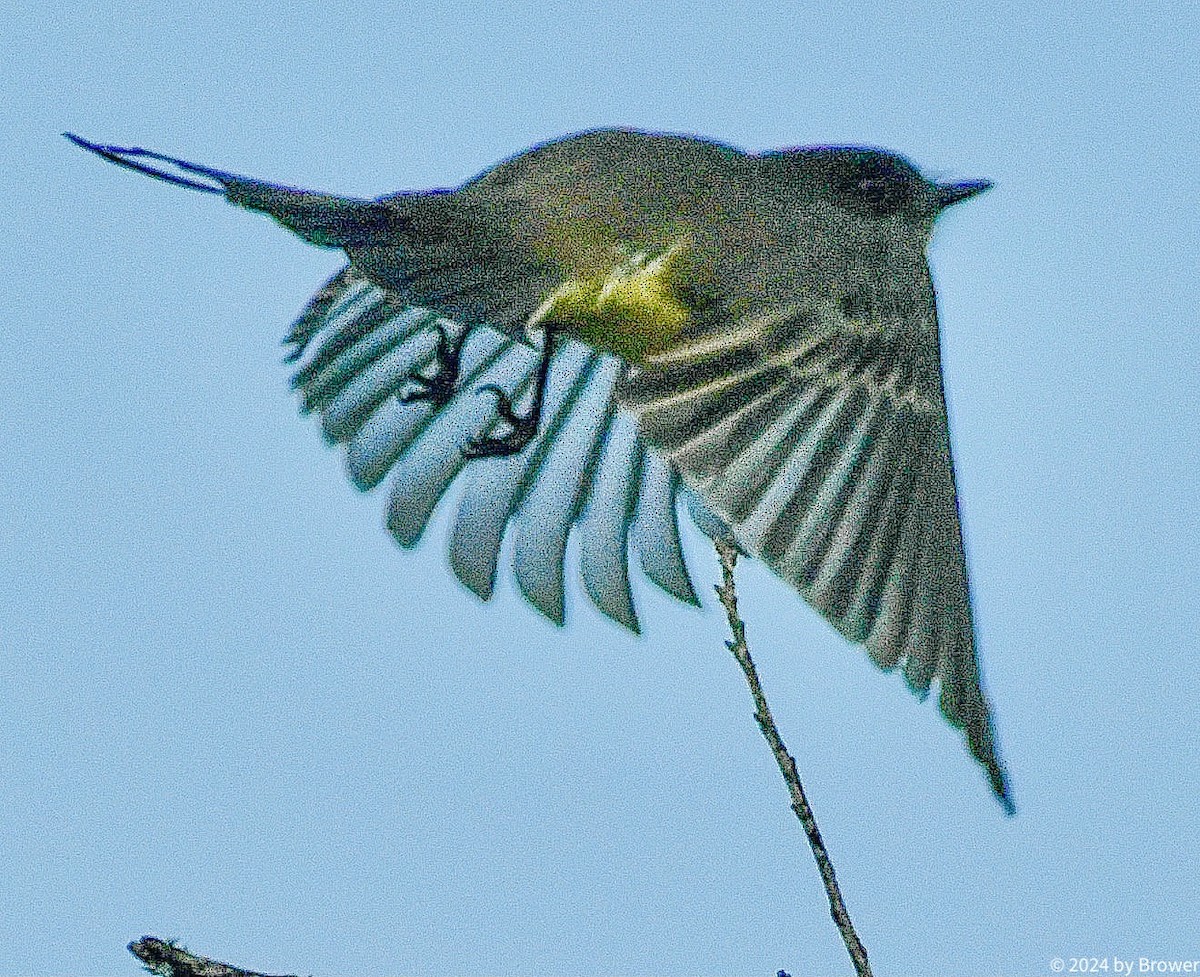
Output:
[[765, 146, 930, 219], [760, 145, 991, 223]]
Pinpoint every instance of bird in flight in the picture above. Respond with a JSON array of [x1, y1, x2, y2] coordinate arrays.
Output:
[[66, 128, 1011, 811]]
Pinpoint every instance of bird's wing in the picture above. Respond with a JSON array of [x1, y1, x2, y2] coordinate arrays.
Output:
[[618, 279, 1012, 810], [285, 266, 701, 634]]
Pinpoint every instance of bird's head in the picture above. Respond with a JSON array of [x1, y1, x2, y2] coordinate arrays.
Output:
[[762, 145, 992, 232]]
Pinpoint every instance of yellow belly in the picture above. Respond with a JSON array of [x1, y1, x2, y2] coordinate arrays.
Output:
[[530, 238, 695, 364]]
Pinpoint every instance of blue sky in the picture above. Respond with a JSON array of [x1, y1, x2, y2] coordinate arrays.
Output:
[[3, 1, 1198, 974]]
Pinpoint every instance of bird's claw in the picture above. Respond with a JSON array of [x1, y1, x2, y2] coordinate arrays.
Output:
[[463, 385, 539, 458], [398, 371, 455, 406], [398, 323, 463, 407]]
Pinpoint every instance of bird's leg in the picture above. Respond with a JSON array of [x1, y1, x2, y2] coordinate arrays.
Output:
[[463, 327, 559, 458], [399, 322, 467, 407]]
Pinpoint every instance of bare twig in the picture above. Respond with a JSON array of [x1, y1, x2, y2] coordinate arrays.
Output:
[[125, 543, 871, 977], [713, 539, 873, 977], [128, 937, 297, 977]]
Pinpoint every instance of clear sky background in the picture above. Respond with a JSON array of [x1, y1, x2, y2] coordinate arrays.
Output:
[[3, 1, 1198, 975]]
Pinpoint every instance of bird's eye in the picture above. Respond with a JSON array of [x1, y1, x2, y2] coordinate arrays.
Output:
[[851, 174, 911, 216], [832, 157, 916, 217]]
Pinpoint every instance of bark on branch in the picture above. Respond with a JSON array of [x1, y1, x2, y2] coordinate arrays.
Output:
[[129, 937, 296, 977], [713, 539, 873, 977]]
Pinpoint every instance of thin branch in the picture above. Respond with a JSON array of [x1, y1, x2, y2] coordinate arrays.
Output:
[[713, 539, 873, 977], [128, 937, 297, 977], [127, 545, 872, 977]]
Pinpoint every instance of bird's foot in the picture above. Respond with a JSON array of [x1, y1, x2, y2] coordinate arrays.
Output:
[[398, 323, 464, 407], [463, 385, 540, 458]]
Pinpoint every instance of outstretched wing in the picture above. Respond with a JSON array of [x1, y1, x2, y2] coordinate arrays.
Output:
[[284, 266, 701, 634], [619, 280, 1012, 810], [67, 133, 1009, 809]]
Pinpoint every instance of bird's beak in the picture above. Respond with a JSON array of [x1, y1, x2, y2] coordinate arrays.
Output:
[[936, 178, 993, 210]]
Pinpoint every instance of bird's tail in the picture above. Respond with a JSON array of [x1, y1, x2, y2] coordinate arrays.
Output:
[[64, 133, 399, 249]]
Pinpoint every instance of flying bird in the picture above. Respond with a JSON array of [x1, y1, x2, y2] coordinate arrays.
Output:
[[66, 128, 1012, 811]]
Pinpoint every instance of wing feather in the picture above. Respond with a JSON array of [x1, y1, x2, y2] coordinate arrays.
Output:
[[577, 414, 645, 631], [620, 284, 1010, 807], [385, 339, 545, 547], [341, 328, 514, 490], [287, 267, 701, 630], [285, 261, 1010, 811], [632, 453, 700, 606], [512, 357, 617, 623]]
